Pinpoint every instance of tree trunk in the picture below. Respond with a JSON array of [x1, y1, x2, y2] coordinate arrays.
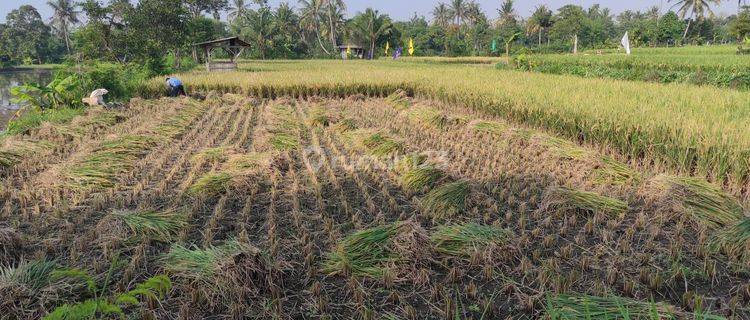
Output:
[[538, 29, 542, 47], [327, 6, 337, 48], [174, 49, 181, 70], [682, 18, 692, 43], [573, 34, 578, 54], [370, 40, 375, 60]]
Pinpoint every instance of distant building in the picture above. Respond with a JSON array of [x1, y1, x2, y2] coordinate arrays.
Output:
[[337, 45, 364, 60]]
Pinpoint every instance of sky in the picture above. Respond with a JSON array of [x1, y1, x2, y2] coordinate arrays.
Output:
[[0, 0, 742, 23]]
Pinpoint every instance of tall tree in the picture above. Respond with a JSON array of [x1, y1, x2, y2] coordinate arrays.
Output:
[[450, 0, 467, 26], [184, 0, 229, 19], [323, 0, 345, 48], [527, 5, 553, 46], [299, 0, 330, 54], [47, 0, 79, 53], [669, 0, 722, 39], [3, 5, 54, 64], [228, 0, 252, 23], [498, 0, 517, 27], [432, 3, 452, 29], [351, 8, 392, 59]]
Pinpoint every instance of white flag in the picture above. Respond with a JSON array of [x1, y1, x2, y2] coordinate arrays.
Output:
[[621, 32, 631, 55]]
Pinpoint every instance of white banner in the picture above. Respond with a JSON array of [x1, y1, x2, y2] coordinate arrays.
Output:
[[621, 32, 631, 55]]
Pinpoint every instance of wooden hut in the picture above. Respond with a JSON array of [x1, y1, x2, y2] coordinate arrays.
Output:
[[194, 37, 252, 71], [337, 45, 365, 59]]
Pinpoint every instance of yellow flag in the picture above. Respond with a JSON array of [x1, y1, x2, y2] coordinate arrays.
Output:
[[385, 42, 390, 55], [408, 38, 414, 56], [346, 45, 351, 55]]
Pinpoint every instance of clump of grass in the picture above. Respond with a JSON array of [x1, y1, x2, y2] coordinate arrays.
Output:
[[0, 139, 53, 168], [652, 175, 745, 229], [163, 239, 270, 307], [269, 131, 299, 151], [332, 118, 357, 132], [308, 106, 337, 127], [420, 180, 471, 220], [540, 187, 628, 218], [357, 131, 404, 157], [394, 152, 428, 174], [545, 294, 678, 319], [324, 221, 430, 278], [163, 240, 258, 281], [594, 156, 642, 185], [399, 162, 444, 194], [225, 152, 272, 171], [154, 102, 206, 138], [188, 172, 233, 197], [386, 89, 411, 110], [0, 259, 90, 318], [192, 147, 234, 164], [402, 106, 449, 128], [468, 120, 507, 136], [110, 209, 187, 242], [709, 218, 750, 263], [431, 223, 511, 257], [65, 135, 161, 190], [539, 136, 590, 160]]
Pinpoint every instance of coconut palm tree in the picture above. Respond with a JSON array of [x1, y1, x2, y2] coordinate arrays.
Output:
[[352, 8, 392, 60], [323, 0, 346, 48], [47, 0, 79, 54], [450, 0, 467, 26], [299, 0, 330, 54], [527, 5, 553, 46], [432, 3, 452, 29], [669, 0, 722, 39], [498, 0, 517, 27], [228, 0, 252, 23]]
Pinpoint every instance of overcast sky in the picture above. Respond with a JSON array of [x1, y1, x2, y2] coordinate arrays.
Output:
[[0, 0, 742, 23]]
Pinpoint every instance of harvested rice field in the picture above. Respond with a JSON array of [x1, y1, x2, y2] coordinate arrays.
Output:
[[1, 92, 749, 319]]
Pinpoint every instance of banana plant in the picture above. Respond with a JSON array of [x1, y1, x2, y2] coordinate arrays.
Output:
[[10, 74, 81, 111]]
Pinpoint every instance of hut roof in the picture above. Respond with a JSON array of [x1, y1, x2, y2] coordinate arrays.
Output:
[[194, 36, 251, 48]]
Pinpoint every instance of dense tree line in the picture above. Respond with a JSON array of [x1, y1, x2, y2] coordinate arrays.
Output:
[[2, 0, 750, 69]]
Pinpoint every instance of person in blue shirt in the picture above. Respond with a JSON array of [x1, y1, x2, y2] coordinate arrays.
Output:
[[166, 77, 186, 97]]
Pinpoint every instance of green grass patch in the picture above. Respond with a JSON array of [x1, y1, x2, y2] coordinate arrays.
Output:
[[110, 209, 187, 242], [4, 107, 84, 135], [540, 187, 628, 218], [431, 223, 511, 257], [594, 156, 641, 185], [323, 221, 429, 278], [188, 172, 233, 197], [654, 175, 745, 229], [420, 180, 471, 220], [545, 294, 678, 319], [65, 135, 161, 190]]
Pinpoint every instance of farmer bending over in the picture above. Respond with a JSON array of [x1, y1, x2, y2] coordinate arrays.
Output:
[[166, 77, 186, 97]]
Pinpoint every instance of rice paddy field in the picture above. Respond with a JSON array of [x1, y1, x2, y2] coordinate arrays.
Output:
[[510, 45, 750, 90], [0, 57, 749, 319]]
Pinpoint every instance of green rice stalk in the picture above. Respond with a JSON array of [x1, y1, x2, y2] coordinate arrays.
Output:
[[188, 172, 233, 197], [307, 106, 336, 127], [332, 118, 357, 132], [469, 120, 508, 136], [402, 106, 449, 128], [0, 139, 53, 168], [545, 294, 678, 319], [268, 131, 299, 151], [386, 89, 411, 110], [192, 147, 233, 164], [323, 223, 400, 278], [431, 223, 511, 257], [162, 240, 255, 281], [539, 136, 590, 160], [540, 187, 628, 217], [399, 163, 444, 194], [354, 131, 404, 157], [655, 175, 745, 229], [594, 156, 642, 185], [420, 180, 471, 220], [154, 103, 206, 138], [111, 209, 187, 242], [65, 135, 161, 190], [709, 218, 750, 262], [394, 153, 428, 174]]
